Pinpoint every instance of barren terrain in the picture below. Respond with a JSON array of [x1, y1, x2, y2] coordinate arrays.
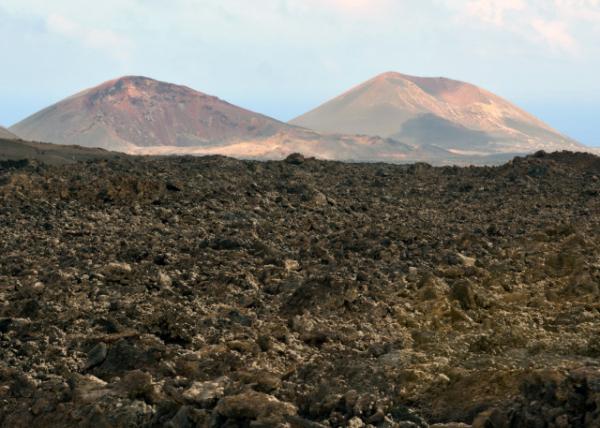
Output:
[[291, 72, 582, 155], [0, 127, 18, 140], [1, 151, 600, 427]]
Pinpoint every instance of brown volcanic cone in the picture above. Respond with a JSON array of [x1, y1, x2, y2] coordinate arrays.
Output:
[[291, 72, 584, 155], [10, 76, 293, 152]]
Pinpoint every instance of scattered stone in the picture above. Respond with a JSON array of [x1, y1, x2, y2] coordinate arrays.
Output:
[[71, 374, 115, 403], [158, 271, 172, 288], [236, 370, 282, 393], [1, 152, 600, 427], [165, 405, 209, 428], [102, 262, 133, 283], [166, 181, 182, 192], [347, 416, 365, 428], [84, 342, 108, 370], [451, 280, 477, 310], [313, 190, 328, 206], [456, 253, 476, 267], [182, 378, 227, 406], [116, 370, 161, 404], [407, 267, 419, 282], [215, 390, 297, 420], [430, 424, 471, 428], [284, 259, 301, 272], [285, 153, 305, 165]]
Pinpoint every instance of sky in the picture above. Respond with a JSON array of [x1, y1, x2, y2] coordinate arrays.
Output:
[[0, 0, 598, 146]]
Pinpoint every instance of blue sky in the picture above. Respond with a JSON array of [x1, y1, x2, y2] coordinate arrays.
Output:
[[0, 0, 598, 146]]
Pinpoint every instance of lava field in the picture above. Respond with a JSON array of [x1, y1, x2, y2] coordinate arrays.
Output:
[[1, 151, 600, 427]]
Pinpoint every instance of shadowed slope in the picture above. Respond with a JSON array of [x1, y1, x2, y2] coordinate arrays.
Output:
[[0, 138, 125, 165]]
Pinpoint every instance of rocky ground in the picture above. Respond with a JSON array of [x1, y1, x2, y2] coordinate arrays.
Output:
[[1, 151, 600, 427]]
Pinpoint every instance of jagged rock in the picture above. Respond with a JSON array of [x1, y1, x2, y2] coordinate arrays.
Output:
[[158, 271, 172, 288], [84, 342, 108, 370], [181, 378, 227, 406], [165, 405, 210, 428], [1, 152, 600, 427], [236, 370, 282, 393], [119, 370, 160, 402], [71, 374, 115, 403], [347, 416, 365, 428], [284, 259, 301, 272], [102, 262, 133, 283], [285, 153, 306, 165], [215, 390, 297, 420], [451, 280, 477, 310], [456, 253, 476, 267]]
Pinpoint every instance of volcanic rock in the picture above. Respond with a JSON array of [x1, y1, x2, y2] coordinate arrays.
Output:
[[84, 342, 108, 370], [215, 390, 297, 422], [182, 378, 227, 407], [0, 151, 600, 427]]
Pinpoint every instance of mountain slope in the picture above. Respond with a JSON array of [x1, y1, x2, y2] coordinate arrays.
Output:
[[290, 72, 584, 154], [0, 138, 125, 165], [0, 126, 17, 140], [9, 74, 580, 165], [7, 76, 465, 163], [11, 76, 295, 152]]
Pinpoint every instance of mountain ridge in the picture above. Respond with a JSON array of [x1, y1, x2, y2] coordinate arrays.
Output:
[[8, 73, 590, 164], [8, 75, 462, 163]]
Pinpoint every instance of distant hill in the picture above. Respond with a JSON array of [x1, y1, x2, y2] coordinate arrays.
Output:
[[10, 76, 296, 152], [290, 72, 584, 156], [9, 73, 589, 165], [0, 127, 18, 140], [7, 75, 461, 163], [0, 138, 125, 165]]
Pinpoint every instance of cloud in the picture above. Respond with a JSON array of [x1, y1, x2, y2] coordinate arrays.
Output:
[[531, 18, 579, 53], [317, 0, 390, 14], [446, 0, 598, 55], [464, 0, 525, 26], [553, 0, 600, 24], [294, 0, 396, 18], [46, 13, 77, 34], [45, 12, 133, 62]]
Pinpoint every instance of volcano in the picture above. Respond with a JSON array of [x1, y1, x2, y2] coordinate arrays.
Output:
[[10, 76, 295, 152], [290, 72, 583, 155]]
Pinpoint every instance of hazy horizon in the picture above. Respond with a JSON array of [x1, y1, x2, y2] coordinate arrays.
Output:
[[1, 0, 598, 146]]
